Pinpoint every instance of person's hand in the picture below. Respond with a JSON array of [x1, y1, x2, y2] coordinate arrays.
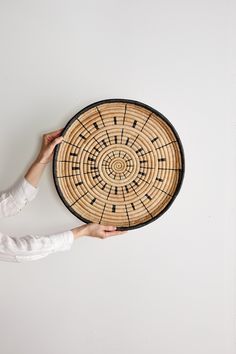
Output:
[[35, 128, 64, 164], [71, 223, 128, 239]]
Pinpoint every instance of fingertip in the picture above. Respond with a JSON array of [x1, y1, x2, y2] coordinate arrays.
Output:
[[57, 136, 64, 143], [107, 225, 116, 231]]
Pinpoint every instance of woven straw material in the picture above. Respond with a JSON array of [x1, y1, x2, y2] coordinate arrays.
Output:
[[53, 99, 184, 230]]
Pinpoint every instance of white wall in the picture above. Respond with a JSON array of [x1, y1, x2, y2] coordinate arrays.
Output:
[[0, 1, 235, 353]]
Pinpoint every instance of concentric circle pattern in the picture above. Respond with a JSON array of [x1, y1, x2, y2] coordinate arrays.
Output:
[[53, 99, 185, 230]]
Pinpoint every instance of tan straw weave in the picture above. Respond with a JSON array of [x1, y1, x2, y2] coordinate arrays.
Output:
[[53, 99, 185, 230]]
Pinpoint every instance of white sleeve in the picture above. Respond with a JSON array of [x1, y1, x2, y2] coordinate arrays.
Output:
[[0, 229, 74, 263], [0, 176, 38, 218]]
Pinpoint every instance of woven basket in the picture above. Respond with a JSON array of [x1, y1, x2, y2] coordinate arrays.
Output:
[[53, 99, 185, 230]]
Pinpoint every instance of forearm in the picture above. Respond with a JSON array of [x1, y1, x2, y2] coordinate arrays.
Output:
[[24, 157, 47, 188], [24, 129, 63, 188]]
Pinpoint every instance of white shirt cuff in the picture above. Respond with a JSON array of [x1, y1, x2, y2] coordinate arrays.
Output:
[[10, 176, 39, 211], [22, 177, 38, 201], [48, 230, 75, 251], [12, 230, 75, 263]]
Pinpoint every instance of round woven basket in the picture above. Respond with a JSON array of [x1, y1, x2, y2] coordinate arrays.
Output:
[[53, 99, 185, 230]]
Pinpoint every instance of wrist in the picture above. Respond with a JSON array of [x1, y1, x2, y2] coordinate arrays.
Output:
[[71, 225, 88, 239], [34, 155, 49, 165]]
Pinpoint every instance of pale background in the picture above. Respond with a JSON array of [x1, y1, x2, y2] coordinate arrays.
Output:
[[0, 0, 235, 353]]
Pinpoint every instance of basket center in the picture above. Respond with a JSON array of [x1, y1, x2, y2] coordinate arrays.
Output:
[[110, 158, 126, 173], [96, 144, 140, 186]]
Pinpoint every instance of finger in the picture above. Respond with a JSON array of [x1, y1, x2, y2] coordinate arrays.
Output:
[[102, 225, 117, 231], [104, 230, 127, 237], [44, 129, 64, 138]]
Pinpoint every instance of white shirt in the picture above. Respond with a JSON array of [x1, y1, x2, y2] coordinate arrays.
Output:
[[0, 176, 74, 262]]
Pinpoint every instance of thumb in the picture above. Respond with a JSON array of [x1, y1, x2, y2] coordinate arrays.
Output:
[[48, 136, 63, 154], [50, 136, 63, 148]]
